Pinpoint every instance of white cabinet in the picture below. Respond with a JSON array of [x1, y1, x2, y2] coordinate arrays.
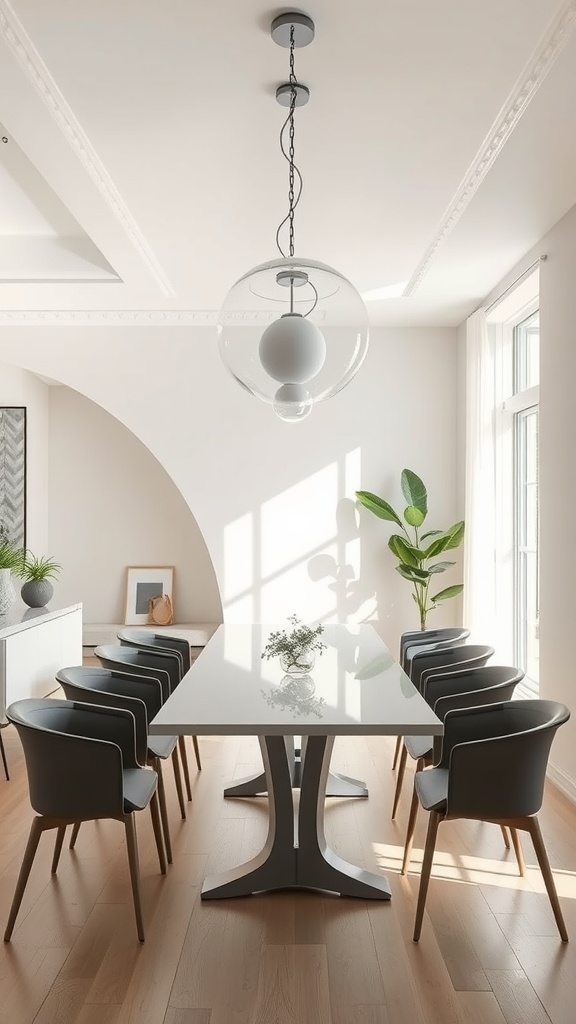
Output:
[[0, 604, 83, 719]]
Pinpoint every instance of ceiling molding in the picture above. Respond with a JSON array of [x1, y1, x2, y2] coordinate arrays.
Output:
[[404, 0, 576, 296], [0, 309, 327, 326], [0, 0, 175, 297]]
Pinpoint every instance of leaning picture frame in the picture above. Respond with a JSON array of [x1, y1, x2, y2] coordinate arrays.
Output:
[[124, 566, 174, 625]]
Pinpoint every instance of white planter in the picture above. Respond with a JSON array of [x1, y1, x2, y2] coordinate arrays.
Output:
[[0, 568, 16, 615]]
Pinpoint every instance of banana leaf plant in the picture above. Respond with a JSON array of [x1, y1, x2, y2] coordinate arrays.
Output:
[[356, 469, 464, 630]]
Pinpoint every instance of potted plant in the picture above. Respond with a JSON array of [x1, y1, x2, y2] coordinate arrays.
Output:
[[20, 553, 61, 608], [0, 541, 25, 615], [261, 614, 326, 675], [356, 469, 464, 630]]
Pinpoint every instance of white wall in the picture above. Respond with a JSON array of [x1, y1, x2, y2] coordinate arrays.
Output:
[[48, 386, 222, 623], [0, 361, 49, 553], [469, 201, 576, 797], [0, 324, 459, 650]]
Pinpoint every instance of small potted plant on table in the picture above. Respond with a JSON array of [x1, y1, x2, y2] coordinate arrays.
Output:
[[20, 553, 61, 608], [261, 615, 326, 676]]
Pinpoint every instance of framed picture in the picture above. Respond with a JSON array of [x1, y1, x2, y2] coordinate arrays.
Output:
[[0, 407, 26, 549], [124, 566, 174, 625]]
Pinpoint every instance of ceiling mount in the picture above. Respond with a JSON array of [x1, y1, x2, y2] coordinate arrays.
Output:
[[276, 82, 309, 107], [270, 13, 315, 48]]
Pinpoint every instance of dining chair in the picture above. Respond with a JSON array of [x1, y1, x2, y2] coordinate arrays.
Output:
[[94, 644, 198, 800], [392, 643, 494, 801], [403, 699, 570, 942], [397, 664, 525, 859], [57, 665, 188, 864], [392, 628, 471, 769], [4, 698, 166, 943]]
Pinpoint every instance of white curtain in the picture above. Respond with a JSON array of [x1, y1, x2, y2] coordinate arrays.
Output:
[[463, 308, 497, 643]]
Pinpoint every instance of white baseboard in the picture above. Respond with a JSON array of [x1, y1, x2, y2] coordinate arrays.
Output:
[[547, 760, 576, 804]]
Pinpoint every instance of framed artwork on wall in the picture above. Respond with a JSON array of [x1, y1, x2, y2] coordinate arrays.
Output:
[[124, 565, 174, 624], [0, 407, 26, 549]]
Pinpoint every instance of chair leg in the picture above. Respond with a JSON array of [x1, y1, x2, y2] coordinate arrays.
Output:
[[4, 816, 45, 941], [500, 824, 510, 849], [192, 735, 202, 770], [391, 744, 408, 819], [51, 825, 67, 874], [154, 758, 173, 865], [413, 810, 442, 942], [149, 791, 167, 875], [69, 821, 81, 849], [0, 729, 9, 780], [509, 827, 525, 876], [171, 747, 186, 820], [124, 814, 145, 942], [401, 780, 421, 875], [525, 816, 568, 941], [392, 734, 402, 770], [178, 735, 193, 802]]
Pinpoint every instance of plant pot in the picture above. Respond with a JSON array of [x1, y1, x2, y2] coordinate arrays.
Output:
[[0, 568, 16, 614], [279, 648, 316, 676], [21, 579, 54, 608]]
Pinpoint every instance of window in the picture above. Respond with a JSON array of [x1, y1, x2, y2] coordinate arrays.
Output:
[[496, 308, 540, 694]]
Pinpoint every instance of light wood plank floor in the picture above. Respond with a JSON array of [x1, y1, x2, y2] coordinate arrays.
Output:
[[1, 704, 575, 1024]]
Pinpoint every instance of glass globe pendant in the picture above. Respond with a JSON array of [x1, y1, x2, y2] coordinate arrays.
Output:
[[217, 13, 369, 422]]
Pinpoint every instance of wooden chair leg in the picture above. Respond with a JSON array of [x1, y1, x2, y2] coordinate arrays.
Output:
[[124, 814, 145, 942], [192, 735, 202, 770], [401, 780, 421, 875], [154, 758, 173, 865], [413, 810, 442, 942], [4, 816, 45, 941], [51, 825, 67, 874], [526, 816, 568, 941], [0, 729, 9, 781], [500, 824, 510, 849], [171, 747, 186, 820], [149, 791, 167, 876], [391, 744, 408, 819], [69, 821, 81, 849], [509, 827, 525, 876], [178, 735, 193, 802], [392, 735, 402, 770]]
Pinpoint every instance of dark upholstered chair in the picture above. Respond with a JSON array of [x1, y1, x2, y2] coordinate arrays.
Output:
[[403, 700, 570, 942], [94, 644, 199, 800], [118, 628, 192, 674], [397, 664, 525, 864], [57, 665, 187, 864], [4, 698, 166, 943]]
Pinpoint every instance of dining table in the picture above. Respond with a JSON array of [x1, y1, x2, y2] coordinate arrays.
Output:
[[149, 622, 442, 901]]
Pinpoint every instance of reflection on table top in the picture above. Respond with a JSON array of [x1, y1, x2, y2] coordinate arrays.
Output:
[[149, 623, 443, 737]]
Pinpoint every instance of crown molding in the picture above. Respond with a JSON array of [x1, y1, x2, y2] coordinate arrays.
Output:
[[404, 0, 576, 296], [0, 0, 175, 298], [0, 309, 326, 326]]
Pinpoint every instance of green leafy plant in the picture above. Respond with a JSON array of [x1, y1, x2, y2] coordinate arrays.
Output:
[[21, 553, 61, 582], [0, 542, 25, 574], [356, 469, 464, 630], [261, 614, 326, 672]]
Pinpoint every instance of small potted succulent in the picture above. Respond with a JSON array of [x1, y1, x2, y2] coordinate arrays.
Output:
[[20, 553, 61, 608], [261, 614, 326, 676]]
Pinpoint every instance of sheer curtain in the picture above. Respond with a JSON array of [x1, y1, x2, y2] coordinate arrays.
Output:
[[463, 308, 497, 642]]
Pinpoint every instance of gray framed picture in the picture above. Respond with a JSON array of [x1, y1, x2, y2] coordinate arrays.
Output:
[[0, 407, 26, 548], [124, 565, 174, 624]]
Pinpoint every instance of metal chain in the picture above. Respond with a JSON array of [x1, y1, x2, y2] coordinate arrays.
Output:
[[288, 27, 296, 257]]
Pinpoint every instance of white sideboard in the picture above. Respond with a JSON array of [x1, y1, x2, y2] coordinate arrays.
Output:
[[0, 602, 83, 720]]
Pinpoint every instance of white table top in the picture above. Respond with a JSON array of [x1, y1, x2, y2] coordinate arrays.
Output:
[[149, 623, 443, 737]]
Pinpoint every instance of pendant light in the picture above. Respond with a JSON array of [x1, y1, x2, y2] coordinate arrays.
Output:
[[217, 13, 369, 422]]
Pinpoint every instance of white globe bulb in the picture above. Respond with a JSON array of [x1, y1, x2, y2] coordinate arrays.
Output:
[[259, 313, 327, 384], [273, 383, 313, 422]]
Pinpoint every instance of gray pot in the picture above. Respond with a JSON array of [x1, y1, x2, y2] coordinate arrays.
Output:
[[21, 579, 54, 608]]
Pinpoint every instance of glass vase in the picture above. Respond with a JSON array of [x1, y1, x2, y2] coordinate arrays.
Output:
[[279, 648, 316, 676]]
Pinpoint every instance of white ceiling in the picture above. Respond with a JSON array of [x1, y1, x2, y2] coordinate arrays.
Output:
[[0, 0, 575, 325]]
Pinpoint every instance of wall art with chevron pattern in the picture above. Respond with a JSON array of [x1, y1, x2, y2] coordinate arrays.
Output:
[[0, 408, 26, 549]]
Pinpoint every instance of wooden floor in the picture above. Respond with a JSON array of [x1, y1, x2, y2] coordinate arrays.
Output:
[[1, 712, 575, 1024]]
